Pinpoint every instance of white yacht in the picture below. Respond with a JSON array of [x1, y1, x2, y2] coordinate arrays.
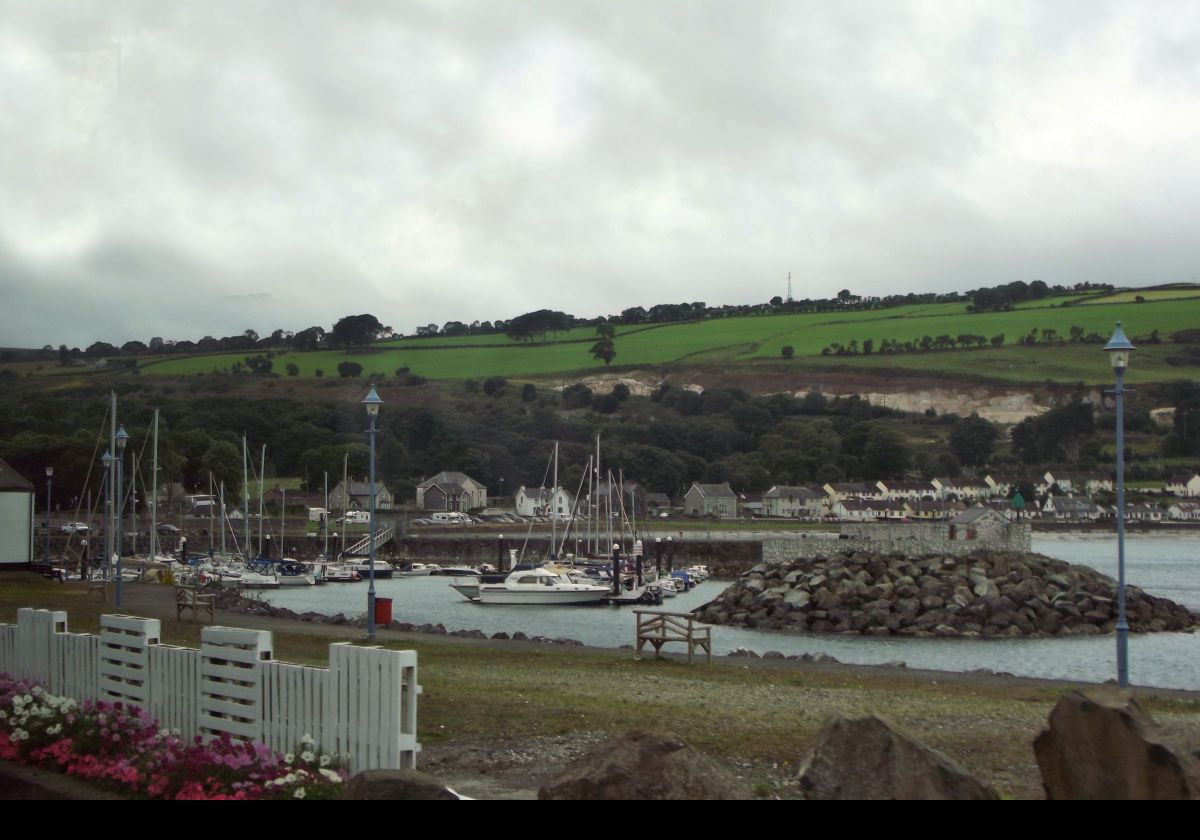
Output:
[[476, 567, 611, 605]]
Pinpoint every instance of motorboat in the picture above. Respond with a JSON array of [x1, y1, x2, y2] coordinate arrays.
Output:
[[321, 564, 361, 583], [476, 567, 611, 605], [351, 559, 394, 579], [277, 559, 317, 586], [396, 563, 437, 577]]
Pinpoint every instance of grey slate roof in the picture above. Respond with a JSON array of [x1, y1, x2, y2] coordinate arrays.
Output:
[[0, 458, 33, 492]]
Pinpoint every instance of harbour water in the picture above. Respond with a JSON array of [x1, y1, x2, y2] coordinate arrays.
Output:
[[261, 534, 1200, 691]]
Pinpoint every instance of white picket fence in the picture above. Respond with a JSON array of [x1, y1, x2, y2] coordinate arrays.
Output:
[[0, 608, 421, 772]]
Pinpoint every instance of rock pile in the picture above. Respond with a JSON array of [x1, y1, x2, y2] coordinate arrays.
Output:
[[695, 550, 1197, 637]]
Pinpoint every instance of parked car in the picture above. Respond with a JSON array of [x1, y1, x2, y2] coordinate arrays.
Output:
[[60, 522, 90, 534], [157, 524, 181, 535]]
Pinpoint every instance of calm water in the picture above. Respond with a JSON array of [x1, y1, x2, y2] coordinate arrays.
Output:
[[262, 535, 1200, 690]]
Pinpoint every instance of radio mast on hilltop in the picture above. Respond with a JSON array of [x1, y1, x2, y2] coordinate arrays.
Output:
[[787, 271, 793, 303]]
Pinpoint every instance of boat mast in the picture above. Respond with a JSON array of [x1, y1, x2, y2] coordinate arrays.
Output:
[[340, 450, 348, 558], [150, 409, 158, 561], [258, 444, 266, 557], [242, 435, 250, 561], [594, 434, 601, 555], [281, 487, 286, 558], [208, 472, 214, 553], [220, 480, 226, 554], [551, 441, 558, 560], [323, 471, 329, 559]]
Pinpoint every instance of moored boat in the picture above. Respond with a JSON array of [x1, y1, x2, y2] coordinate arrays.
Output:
[[476, 567, 610, 605]]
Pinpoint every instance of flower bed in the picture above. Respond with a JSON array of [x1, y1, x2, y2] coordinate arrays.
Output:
[[0, 673, 348, 800]]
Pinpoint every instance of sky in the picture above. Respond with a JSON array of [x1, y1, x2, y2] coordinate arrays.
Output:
[[3, 1, 1200, 349]]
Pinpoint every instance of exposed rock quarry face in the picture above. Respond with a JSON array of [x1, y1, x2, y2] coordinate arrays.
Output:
[[796, 714, 999, 800], [1034, 689, 1200, 800], [538, 731, 752, 800], [695, 551, 1198, 638], [794, 387, 1048, 424]]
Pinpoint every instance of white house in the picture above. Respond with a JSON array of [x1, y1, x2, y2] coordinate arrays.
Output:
[[1042, 496, 1105, 521], [932, 478, 993, 500], [515, 486, 573, 520], [876, 480, 935, 502], [1166, 473, 1200, 498], [762, 485, 825, 519], [1045, 471, 1113, 495], [0, 458, 34, 569], [1167, 502, 1200, 521]]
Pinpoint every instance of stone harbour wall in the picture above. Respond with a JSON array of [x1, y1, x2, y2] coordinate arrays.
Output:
[[763, 522, 1031, 564]]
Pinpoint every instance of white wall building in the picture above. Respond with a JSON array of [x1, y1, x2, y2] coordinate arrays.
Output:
[[515, 486, 573, 519], [0, 459, 34, 569]]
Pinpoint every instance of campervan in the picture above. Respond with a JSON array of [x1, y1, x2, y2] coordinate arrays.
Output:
[[431, 511, 471, 525]]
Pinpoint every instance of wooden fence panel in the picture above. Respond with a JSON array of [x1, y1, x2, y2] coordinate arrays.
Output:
[[262, 661, 328, 757], [149, 645, 202, 736], [15, 608, 66, 686], [326, 643, 420, 773], [50, 632, 101, 703], [99, 615, 161, 709], [199, 626, 272, 743]]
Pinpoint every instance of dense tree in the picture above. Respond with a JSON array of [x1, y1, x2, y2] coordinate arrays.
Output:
[[1011, 399, 1095, 464], [331, 314, 390, 350], [948, 413, 999, 467], [590, 339, 616, 365], [505, 310, 572, 343], [337, 361, 363, 378]]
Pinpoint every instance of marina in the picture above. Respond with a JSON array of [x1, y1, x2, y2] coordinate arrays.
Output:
[[259, 534, 1200, 691]]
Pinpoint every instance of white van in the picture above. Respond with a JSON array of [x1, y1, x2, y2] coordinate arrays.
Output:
[[308, 507, 329, 523], [340, 510, 370, 524]]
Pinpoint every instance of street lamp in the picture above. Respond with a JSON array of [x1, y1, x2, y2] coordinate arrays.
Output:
[[115, 425, 129, 608], [101, 450, 113, 581], [44, 467, 54, 565], [362, 385, 383, 639], [1104, 322, 1135, 688]]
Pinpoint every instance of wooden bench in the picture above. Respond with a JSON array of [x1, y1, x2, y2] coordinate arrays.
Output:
[[174, 584, 216, 623], [634, 610, 713, 664]]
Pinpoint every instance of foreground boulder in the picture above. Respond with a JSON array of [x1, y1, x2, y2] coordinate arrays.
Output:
[[340, 769, 466, 800], [796, 714, 998, 800], [1033, 688, 1200, 799], [538, 731, 752, 800]]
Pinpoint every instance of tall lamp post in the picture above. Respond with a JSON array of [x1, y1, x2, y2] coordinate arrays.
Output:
[[101, 451, 113, 580], [115, 425, 129, 608], [44, 467, 54, 564], [1105, 322, 1135, 688], [363, 386, 383, 640]]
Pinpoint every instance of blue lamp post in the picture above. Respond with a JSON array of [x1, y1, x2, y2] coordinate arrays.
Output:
[[362, 385, 383, 639], [101, 450, 113, 582], [44, 467, 54, 564], [114, 425, 129, 608], [1104, 322, 1135, 688]]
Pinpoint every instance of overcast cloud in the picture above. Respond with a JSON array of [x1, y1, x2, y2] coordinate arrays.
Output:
[[2, 1, 1199, 348]]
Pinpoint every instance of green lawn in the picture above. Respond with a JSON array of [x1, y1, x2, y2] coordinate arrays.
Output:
[[127, 295, 1200, 385]]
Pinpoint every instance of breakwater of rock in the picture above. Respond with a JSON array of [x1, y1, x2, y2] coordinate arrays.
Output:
[[694, 550, 1198, 637]]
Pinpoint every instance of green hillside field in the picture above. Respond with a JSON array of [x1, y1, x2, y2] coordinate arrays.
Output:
[[134, 295, 1200, 385]]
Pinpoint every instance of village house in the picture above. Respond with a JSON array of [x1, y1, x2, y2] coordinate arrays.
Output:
[[644, 492, 673, 515], [831, 498, 907, 521], [906, 498, 966, 521], [984, 474, 1050, 498], [932, 477, 993, 500], [330, 479, 395, 512], [1044, 471, 1114, 495], [875, 479, 936, 502], [822, 482, 885, 503], [762, 485, 826, 519], [514, 486, 573, 520], [1165, 473, 1200, 497], [1168, 501, 1200, 521], [1125, 502, 1163, 522], [683, 482, 738, 518], [1042, 496, 1106, 522], [415, 471, 486, 512]]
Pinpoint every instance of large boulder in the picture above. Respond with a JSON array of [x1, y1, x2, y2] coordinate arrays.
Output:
[[340, 769, 466, 800], [796, 714, 998, 800], [538, 731, 752, 800], [1033, 688, 1200, 800]]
